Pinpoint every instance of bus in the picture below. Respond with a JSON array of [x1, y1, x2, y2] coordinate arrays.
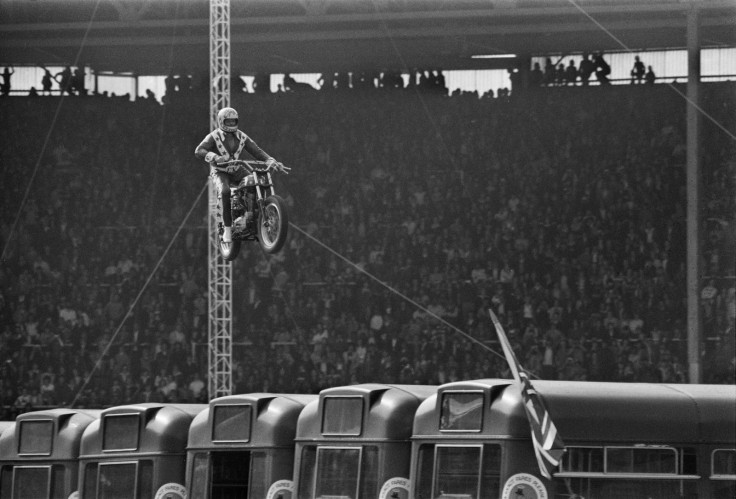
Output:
[[411, 379, 736, 499], [0, 408, 101, 499], [294, 383, 436, 499], [78, 403, 206, 499], [186, 393, 317, 499]]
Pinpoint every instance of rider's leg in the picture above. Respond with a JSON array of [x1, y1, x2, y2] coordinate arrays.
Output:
[[214, 172, 233, 242]]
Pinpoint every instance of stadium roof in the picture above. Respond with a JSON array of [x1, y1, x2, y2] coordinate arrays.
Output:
[[1, 0, 734, 74]]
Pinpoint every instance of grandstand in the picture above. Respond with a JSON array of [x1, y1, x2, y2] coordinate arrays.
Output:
[[0, 0, 734, 417]]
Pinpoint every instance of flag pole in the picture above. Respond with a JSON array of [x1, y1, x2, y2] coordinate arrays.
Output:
[[489, 309, 566, 479]]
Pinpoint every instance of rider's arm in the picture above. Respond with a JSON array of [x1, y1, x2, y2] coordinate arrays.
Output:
[[243, 137, 272, 162], [244, 137, 288, 172], [194, 134, 221, 163]]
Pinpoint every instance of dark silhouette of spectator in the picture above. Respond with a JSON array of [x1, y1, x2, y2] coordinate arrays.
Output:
[[594, 52, 611, 85], [432, 70, 447, 94], [231, 74, 247, 93], [645, 66, 656, 85], [556, 63, 566, 86], [72, 67, 86, 95], [529, 62, 544, 88], [1, 66, 15, 96], [543, 58, 556, 86], [508, 68, 521, 96], [252, 73, 270, 94], [335, 71, 350, 91], [318, 72, 336, 91], [55, 66, 73, 95], [579, 53, 595, 85], [565, 60, 578, 85], [283, 73, 315, 92], [164, 70, 176, 99], [631, 55, 646, 84], [41, 67, 53, 95]]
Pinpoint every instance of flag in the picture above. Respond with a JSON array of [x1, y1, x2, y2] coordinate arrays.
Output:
[[489, 309, 566, 479]]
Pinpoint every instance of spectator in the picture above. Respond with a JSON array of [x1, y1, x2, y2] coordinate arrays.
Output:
[[0, 76, 733, 407], [41, 67, 53, 95], [55, 66, 72, 94], [565, 60, 578, 86], [645, 65, 656, 85], [631, 55, 646, 84], [1, 66, 15, 96], [594, 52, 611, 85], [579, 53, 595, 85]]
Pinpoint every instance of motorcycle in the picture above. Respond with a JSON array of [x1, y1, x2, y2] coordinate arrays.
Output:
[[213, 159, 290, 261]]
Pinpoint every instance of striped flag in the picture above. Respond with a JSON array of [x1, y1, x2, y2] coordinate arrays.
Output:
[[489, 309, 566, 479]]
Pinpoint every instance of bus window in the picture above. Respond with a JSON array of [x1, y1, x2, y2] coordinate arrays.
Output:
[[212, 404, 252, 442], [416, 445, 434, 499], [315, 447, 361, 499], [480, 445, 502, 498], [83, 463, 98, 498], [51, 465, 65, 499], [212, 451, 250, 497], [556, 446, 698, 498], [561, 447, 604, 472], [18, 420, 53, 455], [1, 466, 11, 499], [712, 449, 736, 499], [102, 415, 139, 451], [249, 451, 268, 499], [322, 397, 363, 435], [439, 392, 483, 432], [416, 444, 501, 499], [713, 449, 736, 477], [99, 462, 137, 499], [298, 447, 317, 499], [435, 446, 481, 499], [606, 446, 677, 474], [138, 460, 153, 499], [359, 446, 379, 499], [189, 453, 209, 499], [13, 466, 50, 499]]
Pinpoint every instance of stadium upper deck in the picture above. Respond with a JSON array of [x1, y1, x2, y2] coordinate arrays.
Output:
[[1, 0, 734, 75]]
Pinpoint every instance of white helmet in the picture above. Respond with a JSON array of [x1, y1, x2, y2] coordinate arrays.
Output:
[[217, 107, 239, 133]]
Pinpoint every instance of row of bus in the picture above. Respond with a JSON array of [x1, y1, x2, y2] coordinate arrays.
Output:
[[1, 379, 734, 499]]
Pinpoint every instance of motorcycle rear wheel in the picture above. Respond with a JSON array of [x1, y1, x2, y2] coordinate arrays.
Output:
[[219, 239, 242, 261], [258, 195, 288, 254]]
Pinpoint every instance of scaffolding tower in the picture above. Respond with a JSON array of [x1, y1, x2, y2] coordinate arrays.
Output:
[[208, 0, 233, 399]]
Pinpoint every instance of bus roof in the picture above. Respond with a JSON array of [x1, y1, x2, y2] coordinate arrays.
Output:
[[297, 384, 437, 442], [80, 403, 206, 459], [187, 393, 318, 450], [413, 379, 736, 445], [0, 409, 101, 461]]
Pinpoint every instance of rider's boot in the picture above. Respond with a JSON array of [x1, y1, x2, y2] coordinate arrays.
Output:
[[223, 226, 232, 243]]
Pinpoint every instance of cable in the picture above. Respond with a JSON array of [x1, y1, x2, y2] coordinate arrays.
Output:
[[565, 0, 736, 142], [290, 221, 510, 365], [1, 0, 104, 263], [70, 180, 208, 407]]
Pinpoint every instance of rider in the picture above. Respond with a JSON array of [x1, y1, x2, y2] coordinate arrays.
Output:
[[194, 107, 286, 243]]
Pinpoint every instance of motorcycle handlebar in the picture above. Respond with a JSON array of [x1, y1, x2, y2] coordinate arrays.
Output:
[[214, 159, 289, 174]]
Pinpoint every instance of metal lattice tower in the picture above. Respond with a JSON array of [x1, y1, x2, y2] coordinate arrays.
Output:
[[208, 0, 232, 399]]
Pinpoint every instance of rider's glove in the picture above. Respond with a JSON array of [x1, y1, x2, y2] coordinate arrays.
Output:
[[266, 157, 289, 174], [205, 152, 229, 164]]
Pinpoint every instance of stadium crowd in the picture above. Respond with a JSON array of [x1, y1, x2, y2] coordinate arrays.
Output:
[[1, 78, 734, 418]]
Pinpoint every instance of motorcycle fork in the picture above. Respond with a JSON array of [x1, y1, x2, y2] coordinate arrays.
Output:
[[254, 183, 275, 222]]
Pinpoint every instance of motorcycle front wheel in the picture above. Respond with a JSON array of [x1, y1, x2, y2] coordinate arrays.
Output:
[[258, 195, 288, 254], [219, 239, 242, 261]]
